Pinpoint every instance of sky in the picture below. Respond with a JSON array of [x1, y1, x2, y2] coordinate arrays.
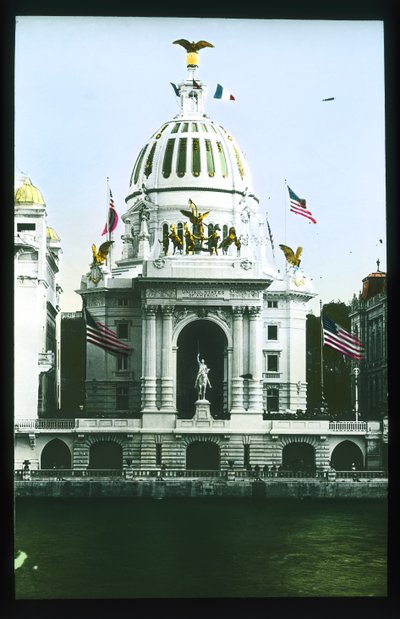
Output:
[[14, 16, 386, 316]]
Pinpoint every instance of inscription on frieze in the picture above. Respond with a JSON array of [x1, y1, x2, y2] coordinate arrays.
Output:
[[179, 288, 226, 299]]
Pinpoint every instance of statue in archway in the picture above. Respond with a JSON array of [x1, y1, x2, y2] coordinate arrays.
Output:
[[195, 353, 212, 400]]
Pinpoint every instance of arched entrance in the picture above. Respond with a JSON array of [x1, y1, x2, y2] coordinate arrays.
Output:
[[88, 441, 123, 469], [330, 440, 364, 470], [177, 319, 227, 418], [186, 441, 220, 470], [41, 439, 71, 469], [282, 442, 315, 472]]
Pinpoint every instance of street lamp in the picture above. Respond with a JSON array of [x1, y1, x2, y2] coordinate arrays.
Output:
[[353, 367, 360, 423]]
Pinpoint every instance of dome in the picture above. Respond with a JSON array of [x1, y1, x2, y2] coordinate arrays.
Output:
[[124, 75, 259, 225], [47, 226, 60, 241], [14, 178, 45, 207], [119, 64, 272, 269]]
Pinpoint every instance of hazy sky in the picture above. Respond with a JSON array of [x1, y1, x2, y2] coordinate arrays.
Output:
[[14, 16, 386, 315]]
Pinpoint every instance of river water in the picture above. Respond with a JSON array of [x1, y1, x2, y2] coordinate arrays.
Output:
[[14, 497, 387, 599]]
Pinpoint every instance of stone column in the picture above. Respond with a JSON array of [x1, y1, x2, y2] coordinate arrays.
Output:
[[231, 306, 244, 412], [160, 306, 175, 411], [248, 306, 263, 411], [141, 305, 157, 411]]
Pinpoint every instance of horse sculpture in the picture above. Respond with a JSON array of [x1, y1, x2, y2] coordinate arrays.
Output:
[[219, 226, 241, 256], [205, 224, 221, 255], [184, 223, 195, 255], [168, 224, 183, 254], [194, 353, 212, 400]]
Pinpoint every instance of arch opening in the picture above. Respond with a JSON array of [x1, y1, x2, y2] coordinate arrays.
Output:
[[330, 440, 364, 470], [177, 319, 227, 418], [41, 439, 71, 470], [186, 441, 220, 470], [88, 441, 123, 469], [282, 442, 315, 472]]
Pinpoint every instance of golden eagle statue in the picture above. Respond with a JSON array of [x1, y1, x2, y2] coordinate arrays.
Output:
[[173, 39, 214, 52], [91, 240, 114, 265], [173, 39, 214, 67], [279, 244, 303, 267]]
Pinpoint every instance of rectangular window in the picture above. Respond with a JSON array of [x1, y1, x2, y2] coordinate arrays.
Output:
[[17, 223, 36, 231], [267, 300, 278, 308], [267, 389, 279, 412], [117, 356, 128, 371], [117, 323, 129, 339], [156, 444, 162, 466], [243, 444, 250, 466], [267, 325, 278, 340], [117, 298, 128, 307], [267, 355, 278, 372], [116, 384, 129, 410]]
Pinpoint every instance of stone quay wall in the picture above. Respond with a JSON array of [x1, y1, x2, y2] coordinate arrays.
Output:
[[15, 479, 387, 500]]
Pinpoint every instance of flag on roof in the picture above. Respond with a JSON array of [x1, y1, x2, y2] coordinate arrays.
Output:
[[170, 82, 180, 96], [213, 83, 235, 101], [287, 186, 317, 224], [101, 187, 119, 236], [322, 315, 365, 360], [84, 306, 129, 356]]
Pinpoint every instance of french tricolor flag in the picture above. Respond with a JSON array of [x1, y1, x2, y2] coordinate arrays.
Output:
[[213, 83, 235, 101]]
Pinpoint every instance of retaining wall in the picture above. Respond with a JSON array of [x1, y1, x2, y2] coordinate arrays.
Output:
[[14, 479, 387, 499]]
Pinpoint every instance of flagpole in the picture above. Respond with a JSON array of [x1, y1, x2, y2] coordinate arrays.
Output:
[[106, 177, 113, 276], [320, 299, 326, 412], [284, 179, 287, 247]]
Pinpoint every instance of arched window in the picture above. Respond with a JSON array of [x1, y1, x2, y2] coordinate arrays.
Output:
[[177, 222, 184, 245], [163, 223, 169, 237], [162, 139, 175, 178], [207, 223, 214, 236], [222, 225, 228, 239], [216, 141, 228, 177], [192, 138, 201, 176], [177, 138, 187, 177], [205, 139, 215, 177], [130, 145, 147, 186]]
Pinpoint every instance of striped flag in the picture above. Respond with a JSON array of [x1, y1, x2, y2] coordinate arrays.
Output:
[[101, 187, 119, 236], [84, 307, 129, 356], [322, 315, 365, 360], [213, 83, 235, 101], [287, 186, 317, 224]]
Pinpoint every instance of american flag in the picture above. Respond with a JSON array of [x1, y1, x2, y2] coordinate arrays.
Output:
[[322, 316, 365, 360], [101, 187, 119, 236], [84, 307, 129, 356], [287, 186, 317, 224]]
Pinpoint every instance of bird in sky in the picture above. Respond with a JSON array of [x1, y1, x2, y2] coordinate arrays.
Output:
[[322, 97, 335, 101], [91, 241, 114, 265], [279, 244, 303, 267], [173, 39, 214, 52]]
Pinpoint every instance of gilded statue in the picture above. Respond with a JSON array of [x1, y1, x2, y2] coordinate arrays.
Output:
[[279, 244, 303, 267], [91, 241, 114, 265], [219, 227, 241, 256], [180, 199, 210, 241]]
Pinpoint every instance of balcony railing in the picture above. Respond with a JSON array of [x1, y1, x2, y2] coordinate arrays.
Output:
[[14, 468, 387, 481], [15, 419, 76, 430], [329, 421, 367, 433]]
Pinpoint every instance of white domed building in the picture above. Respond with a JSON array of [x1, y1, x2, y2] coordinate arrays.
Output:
[[73, 46, 321, 473]]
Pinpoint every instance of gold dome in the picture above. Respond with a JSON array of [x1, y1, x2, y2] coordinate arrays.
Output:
[[47, 226, 60, 241], [14, 178, 45, 206]]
